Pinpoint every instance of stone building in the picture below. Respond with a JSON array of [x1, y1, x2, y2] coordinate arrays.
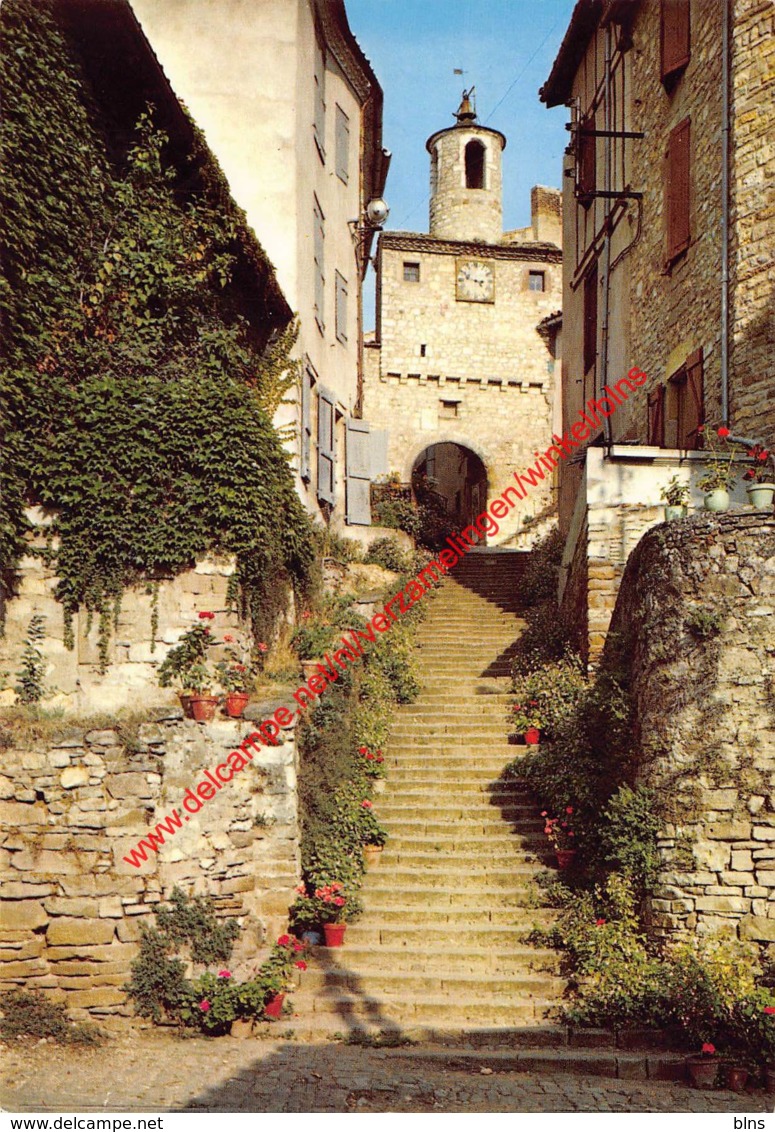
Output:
[[362, 95, 563, 543], [130, 0, 389, 527], [540, 0, 774, 661]]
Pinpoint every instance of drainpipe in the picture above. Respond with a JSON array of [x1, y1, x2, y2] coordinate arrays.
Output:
[[600, 23, 614, 446], [720, 0, 731, 425]]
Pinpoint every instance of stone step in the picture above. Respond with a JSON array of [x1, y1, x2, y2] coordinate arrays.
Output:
[[376, 802, 538, 821], [363, 877, 539, 900], [310, 945, 561, 975], [362, 891, 535, 913], [386, 833, 544, 855], [385, 749, 520, 764], [351, 907, 548, 928], [303, 992, 557, 1025], [382, 843, 545, 866], [296, 968, 565, 998], [382, 819, 543, 838], [387, 764, 523, 779]]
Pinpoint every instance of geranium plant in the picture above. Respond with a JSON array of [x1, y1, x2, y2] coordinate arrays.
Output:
[[742, 443, 774, 485], [290, 881, 356, 927], [157, 623, 215, 692], [358, 799, 388, 848], [697, 426, 739, 493], [511, 700, 542, 734], [542, 807, 576, 851], [358, 745, 386, 779]]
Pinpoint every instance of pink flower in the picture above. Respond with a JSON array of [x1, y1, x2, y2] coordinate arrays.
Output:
[[218, 969, 232, 979], [566, 806, 574, 815], [333, 896, 345, 907], [295, 883, 306, 894], [223, 634, 234, 643], [277, 934, 291, 947], [764, 1007, 775, 1015], [361, 800, 373, 809], [258, 642, 268, 652], [717, 427, 730, 439], [295, 960, 307, 971], [199, 999, 211, 1012], [292, 939, 305, 952], [302, 610, 311, 621], [702, 1043, 716, 1055]]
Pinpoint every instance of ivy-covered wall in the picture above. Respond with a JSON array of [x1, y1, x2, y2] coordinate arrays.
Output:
[[607, 513, 775, 947], [0, 0, 313, 706]]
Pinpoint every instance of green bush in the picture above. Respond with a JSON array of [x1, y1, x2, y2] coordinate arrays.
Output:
[[510, 653, 587, 740], [364, 536, 412, 573], [519, 527, 564, 607], [373, 496, 422, 540], [510, 601, 574, 677], [599, 786, 662, 896], [0, 988, 99, 1045]]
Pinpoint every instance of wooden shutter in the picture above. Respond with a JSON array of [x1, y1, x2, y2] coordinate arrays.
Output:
[[648, 385, 666, 447], [335, 105, 349, 183], [335, 271, 348, 344], [300, 367, 313, 482], [317, 386, 336, 505], [661, 0, 690, 82], [346, 418, 371, 525], [313, 39, 325, 159], [583, 264, 598, 377], [666, 118, 691, 262], [578, 112, 596, 205], [684, 347, 704, 449], [370, 429, 389, 479], [313, 195, 325, 331]]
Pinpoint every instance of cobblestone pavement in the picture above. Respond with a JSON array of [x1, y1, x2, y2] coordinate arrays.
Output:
[[0, 1031, 772, 1113]]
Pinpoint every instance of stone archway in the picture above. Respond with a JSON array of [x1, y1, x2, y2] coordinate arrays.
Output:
[[410, 441, 489, 541]]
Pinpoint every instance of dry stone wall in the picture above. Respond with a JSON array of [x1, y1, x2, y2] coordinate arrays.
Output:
[[0, 707, 300, 1015], [606, 512, 775, 946]]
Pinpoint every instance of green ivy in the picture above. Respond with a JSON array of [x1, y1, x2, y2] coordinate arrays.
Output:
[[0, 0, 313, 665]]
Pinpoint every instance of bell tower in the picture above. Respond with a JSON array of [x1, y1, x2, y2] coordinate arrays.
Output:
[[426, 89, 506, 244]]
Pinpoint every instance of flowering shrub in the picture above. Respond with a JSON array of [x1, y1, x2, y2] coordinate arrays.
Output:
[[157, 624, 214, 692], [742, 443, 774, 485], [290, 881, 355, 927], [358, 745, 386, 779], [511, 654, 587, 740], [697, 425, 740, 492], [542, 807, 576, 851]]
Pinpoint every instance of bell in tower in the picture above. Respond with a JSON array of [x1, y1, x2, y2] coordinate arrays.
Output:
[[426, 87, 506, 244]]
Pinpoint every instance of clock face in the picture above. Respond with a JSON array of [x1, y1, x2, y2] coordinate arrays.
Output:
[[456, 259, 494, 303]]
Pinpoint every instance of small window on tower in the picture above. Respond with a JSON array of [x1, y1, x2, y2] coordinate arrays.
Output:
[[439, 400, 459, 419], [528, 271, 545, 292], [403, 262, 420, 283], [464, 140, 485, 189]]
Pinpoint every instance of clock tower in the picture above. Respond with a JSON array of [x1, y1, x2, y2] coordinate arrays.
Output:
[[361, 93, 563, 546]]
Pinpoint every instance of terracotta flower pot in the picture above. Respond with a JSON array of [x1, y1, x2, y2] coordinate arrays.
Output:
[[224, 691, 250, 718], [524, 727, 541, 745], [556, 849, 576, 869], [189, 694, 219, 722], [747, 483, 775, 510], [230, 1018, 254, 1039], [723, 1065, 749, 1092], [686, 1056, 719, 1089], [362, 844, 383, 869], [264, 992, 284, 1020], [704, 489, 730, 513], [323, 922, 347, 948]]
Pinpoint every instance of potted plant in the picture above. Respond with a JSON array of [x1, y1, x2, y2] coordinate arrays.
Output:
[[186, 662, 220, 722], [291, 620, 333, 681], [697, 426, 738, 512], [660, 474, 690, 520], [542, 807, 576, 868], [359, 798, 388, 868], [157, 619, 216, 717], [359, 745, 387, 793], [511, 701, 542, 744], [259, 935, 308, 1020], [742, 444, 775, 511], [215, 636, 256, 718], [722, 1062, 750, 1092], [760, 1003, 775, 1091], [686, 1042, 720, 1089]]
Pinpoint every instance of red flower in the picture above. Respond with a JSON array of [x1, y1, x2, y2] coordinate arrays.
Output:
[[295, 960, 307, 970], [764, 1007, 775, 1015], [697, 425, 705, 433], [717, 427, 730, 439], [198, 611, 215, 620], [295, 883, 306, 895], [701, 1043, 716, 1055], [566, 806, 574, 815], [258, 642, 268, 652], [218, 969, 232, 979], [361, 800, 373, 809], [595, 918, 606, 927], [758, 450, 770, 461], [744, 469, 755, 480], [292, 939, 305, 952], [376, 756, 384, 763], [235, 664, 246, 672], [199, 999, 211, 1012], [330, 882, 343, 891], [333, 896, 345, 907], [359, 746, 368, 755], [529, 700, 538, 706], [223, 634, 234, 643], [277, 934, 291, 947]]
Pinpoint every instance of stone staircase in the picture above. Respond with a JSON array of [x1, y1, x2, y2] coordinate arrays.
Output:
[[290, 548, 570, 1043]]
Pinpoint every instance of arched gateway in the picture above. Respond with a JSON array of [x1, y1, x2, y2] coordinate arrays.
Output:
[[361, 93, 562, 546]]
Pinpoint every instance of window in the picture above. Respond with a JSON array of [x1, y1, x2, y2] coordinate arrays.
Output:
[[528, 271, 545, 292], [403, 261, 420, 283], [420, 344, 427, 357], [577, 111, 596, 206], [335, 105, 349, 183], [313, 39, 325, 161], [335, 271, 348, 344], [430, 144, 439, 195], [317, 386, 336, 505], [583, 264, 598, 377], [648, 385, 666, 446], [667, 348, 704, 449], [665, 117, 691, 264], [313, 195, 325, 332], [300, 366, 315, 482], [661, 0, 690, 83], [464, 140, 485, 189], [439, 400, 459, 419]]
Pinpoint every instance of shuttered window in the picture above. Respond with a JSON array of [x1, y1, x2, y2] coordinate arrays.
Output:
[[300, 366, 314, 482], [661, 0, 690, 83], [583, 264, 597, 377], [669, 348, 704, 449], [648, 385, 666, 447], [335, 271, 348, 344], [345, 418, 371, 525], [313, 195, 325, 332], [314, 39, 326, 161], [665, 117, 691, 264], [335, 105, 349, 183], [317, 385, 336, 506], [578, 111, 596, 206]]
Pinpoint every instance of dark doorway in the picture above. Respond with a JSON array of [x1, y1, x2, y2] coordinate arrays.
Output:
[[411, 442, 488, 543]]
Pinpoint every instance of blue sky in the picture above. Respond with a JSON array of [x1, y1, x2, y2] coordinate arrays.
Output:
[[346, 0, 576, 231], [345, 0, 576, 322]]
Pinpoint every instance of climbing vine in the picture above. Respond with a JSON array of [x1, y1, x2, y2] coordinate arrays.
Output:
[[0, 0, 313, 665]]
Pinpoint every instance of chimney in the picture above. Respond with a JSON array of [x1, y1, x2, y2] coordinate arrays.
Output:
[[531, 185, 562, 247]]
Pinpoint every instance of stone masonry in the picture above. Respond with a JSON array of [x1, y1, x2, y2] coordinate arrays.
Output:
[[0, 708, 300, 1016], [606, 513, 775, 945]]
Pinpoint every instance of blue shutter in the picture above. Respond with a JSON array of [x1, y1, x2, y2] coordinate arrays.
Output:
[[346, 418, 372, 525], [317, 386, 336, 505], [300, 367, 313, 482]]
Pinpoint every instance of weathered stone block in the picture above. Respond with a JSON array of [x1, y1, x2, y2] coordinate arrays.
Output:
[[0, 800, 48, 826], [64, 987, 125, 1008], [740, 915, 775, 942], [1, 901, 49, 930], [43, 897, 99, 918], [59, 767, 89, 790], [46, 919, 116, 946], [105, 773, 154, 799], [706, 822, 751, 840], [695, 895, 751, 913]]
